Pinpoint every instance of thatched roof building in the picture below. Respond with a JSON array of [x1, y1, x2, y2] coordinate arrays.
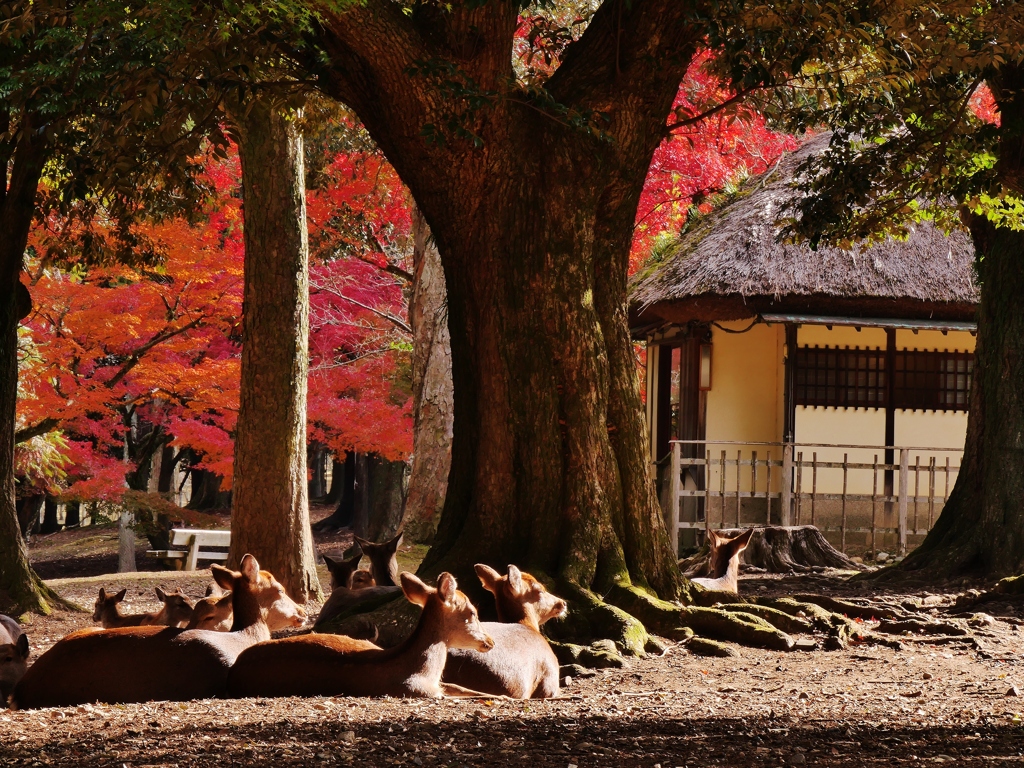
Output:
[[629, 133, 978, 332]]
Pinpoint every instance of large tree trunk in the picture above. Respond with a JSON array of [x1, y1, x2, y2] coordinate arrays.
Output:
[[312, 451, 355, 531], [313, 3, 694, 607], [39, 497, 61, 535], [884, 66, 1024, 582], [229, 97, 321, 602], [323, 454, 344, 505], [402, 207, 453, 545], [0, 123, 67, 614], [307, 442, 328, 501]]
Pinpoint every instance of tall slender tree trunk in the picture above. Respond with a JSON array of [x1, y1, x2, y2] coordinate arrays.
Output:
[[0, 127, 66, 614], [229, 97, 321, 601], [323, 454, 344, 505], [403, 207, 453, 544], [885, 65, 1024, 581], [117, 510, 137, 573], [364, 454, 409, 542], [39, 498, 61, 535]]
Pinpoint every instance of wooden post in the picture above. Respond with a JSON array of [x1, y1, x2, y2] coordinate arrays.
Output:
[[841, 453, 848, 553], [669, 442, 681, 556], [871, 454, 879, 554], [185, 534, 200, 572], [735, 449, 742, 526], [928, 456, 937, 527], [781, 442, 793, 527], [751, 450, 758, 526], [795, 451, 803, 526], [811, 452, 818, 527], [719, 450, 727, 528], [705, 450, 712, 533], [898, 447, 909, 555], [913, 456, 920, 533], [765, 449, 773, 525]]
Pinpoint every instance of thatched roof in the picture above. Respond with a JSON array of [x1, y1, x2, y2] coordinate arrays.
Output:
[[629, 133, 978, 331]]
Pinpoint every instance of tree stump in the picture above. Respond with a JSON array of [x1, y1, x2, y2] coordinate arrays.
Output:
[[680, 526, 861, 576]]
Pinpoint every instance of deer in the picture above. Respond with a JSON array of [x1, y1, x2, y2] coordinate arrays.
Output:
[[442, 564, 567, 699], [353, 532, 402, 587], [93, 587, 195, 628], [350, 569, 376, 589], [12, 554, 306, 709], [690, 528, 754, 594], [323, 550, 364, 590], [186, 590, 233, 631], [226, 571, 494, 699], [0, 615, 29, 707]]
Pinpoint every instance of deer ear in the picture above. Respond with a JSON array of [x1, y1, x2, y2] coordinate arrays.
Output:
[[155, 587, 167, 601], [322, 554, 339, 569], [240, 554, 260, 582], [736, 528, 755, 550], [707, 529, 720, 546], [211, 564, 236, 592], [506, 565, 524, 594], [388, 532, 403, 552], [115, 589, 127, 602], [15, 633, 28, 659], [354, 536, 370, 549], [474, 564, 502, 592], [400, 572, 432, 607], [98, 588, 107, 601], [437, 572, 458, 603]]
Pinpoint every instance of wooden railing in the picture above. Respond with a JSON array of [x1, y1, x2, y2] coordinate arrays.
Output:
[[667, 440, 961, 555]]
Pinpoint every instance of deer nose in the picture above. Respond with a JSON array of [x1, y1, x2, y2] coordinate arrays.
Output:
[[555, 600, 568, 616], [480, 634, 495, 651]]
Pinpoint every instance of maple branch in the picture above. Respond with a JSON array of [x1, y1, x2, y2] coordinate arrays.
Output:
[[104, 315, 206, 390], [355, 249, 414, 283], [14, 417, 59, 444], [663, 87, 763, 134], [313, 284, 412, 334]]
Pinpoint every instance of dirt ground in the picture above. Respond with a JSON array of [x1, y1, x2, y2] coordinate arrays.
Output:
[[4, 516, 1024, 766]]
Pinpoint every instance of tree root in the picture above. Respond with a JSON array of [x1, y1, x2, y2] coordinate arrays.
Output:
[[792, 594, 904, 621], [716, 603, 813, 635], [687, 637, 739, 657], [875, 619, 968, 637], [677, 606, 794, 651]]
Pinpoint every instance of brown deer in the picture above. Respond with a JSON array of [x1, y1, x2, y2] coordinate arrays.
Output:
[[93, 587, 195, 628], [0, 615, 29, 706], [442, 564, 567, 698], [186, 590, 233, 631], [691, 528, 754, 594], [12, 554, 305, 709], [350, 569, 376, 589], [226, 572, 493, 698], [323, 551, 363, 590], [353, 532, 402, 587]]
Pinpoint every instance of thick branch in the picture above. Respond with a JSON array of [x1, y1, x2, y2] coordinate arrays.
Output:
[[14, 418, 59, 444], [103, 315, 205, 390]]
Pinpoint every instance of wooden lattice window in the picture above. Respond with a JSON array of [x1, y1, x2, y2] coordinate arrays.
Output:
[[796, 345, 973, 411], [795, 346, 887, 407], [894, 350, 973, 411]]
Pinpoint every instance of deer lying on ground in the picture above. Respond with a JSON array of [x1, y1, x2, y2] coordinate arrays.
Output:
[[442, 564, 566, 699], [93, 587, 195, 628], [0, 615, 29, 707], [314, 545, 400, 630], [12, 555, 305, 709], [186, 590, 233, 631], [354, 532, 402, 587], [690, 528, 754, 594], [323, 551, 364, 590], [227, 572, 493, 698]]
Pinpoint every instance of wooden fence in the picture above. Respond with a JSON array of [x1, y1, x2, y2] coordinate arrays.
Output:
[[667, 440, 961, 556]]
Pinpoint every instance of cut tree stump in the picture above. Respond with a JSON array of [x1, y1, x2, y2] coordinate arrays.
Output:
[[680, 525, 861, 576]]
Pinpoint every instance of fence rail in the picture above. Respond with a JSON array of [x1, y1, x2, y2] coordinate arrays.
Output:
[[666, 440, 960, 556]]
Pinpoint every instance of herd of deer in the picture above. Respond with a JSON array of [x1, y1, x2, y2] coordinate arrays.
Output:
[[0, 528, 753, 711], [0, 531, 577, 710]]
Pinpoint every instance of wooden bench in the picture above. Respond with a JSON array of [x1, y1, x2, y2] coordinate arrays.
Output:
[[146, 528, 231, 571]]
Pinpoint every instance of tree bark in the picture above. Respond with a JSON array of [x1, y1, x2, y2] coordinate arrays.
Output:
[[64, 501, 81, 528], [312, 1, 696, 606], [403, 207, 453, 545], [185, 468, 229, 511], [365, 454, 409, 542], [307, 442, 327, 501], [323, 454, 344, 505], [117, 510, 137, 573], [883, 64, 1024, 582], [312, 451, 355, 531], [229, 96, 321, 601], [39, 497, 61, 535], [0, 120, 67, 614]]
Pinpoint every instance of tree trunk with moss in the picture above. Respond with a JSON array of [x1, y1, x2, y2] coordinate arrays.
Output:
[[0, 126, 68, 615], [883, 65, 1024, 582], [229, 97, 321, 602], [310, 3, 691, 628]]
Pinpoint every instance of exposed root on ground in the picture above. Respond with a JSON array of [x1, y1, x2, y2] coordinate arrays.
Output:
[[680, 526, 860, 576]]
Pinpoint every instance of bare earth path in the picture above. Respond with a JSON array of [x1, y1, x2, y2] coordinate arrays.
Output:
[[4, 568, 1024, 766]]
